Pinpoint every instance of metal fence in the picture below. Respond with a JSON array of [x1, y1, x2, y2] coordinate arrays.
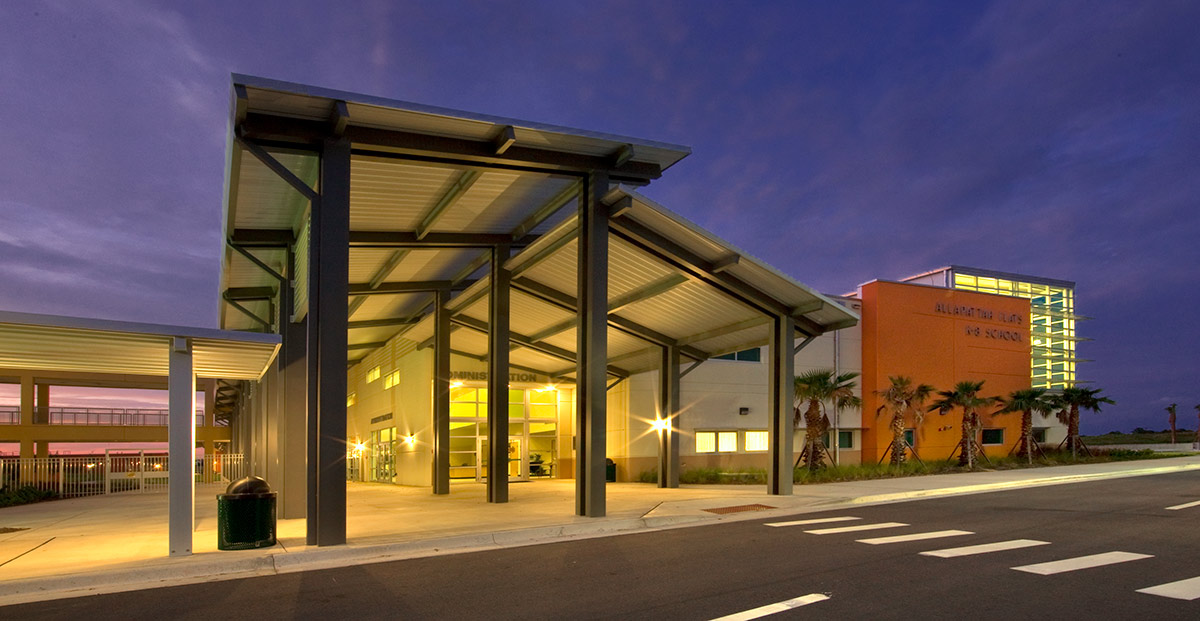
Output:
[[0, 405, 207, 426], [0, 453, 245, 498]]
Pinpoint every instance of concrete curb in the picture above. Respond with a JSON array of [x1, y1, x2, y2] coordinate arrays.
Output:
[[844, 462, 1200, 506], [2, 461, 1197, 606]]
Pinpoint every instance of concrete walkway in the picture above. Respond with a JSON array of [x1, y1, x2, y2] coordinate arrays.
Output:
[[2, 455, 1199, 605]]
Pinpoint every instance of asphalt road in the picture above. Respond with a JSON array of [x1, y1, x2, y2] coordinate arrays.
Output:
[[7, 471, 1200, 620]]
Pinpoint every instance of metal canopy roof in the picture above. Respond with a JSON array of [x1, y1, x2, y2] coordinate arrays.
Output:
[[393, 187, 858, 377], [0, 311, 280, 380], [220, 76, 855, 379]]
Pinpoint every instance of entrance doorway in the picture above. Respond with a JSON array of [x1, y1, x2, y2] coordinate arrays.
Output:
[[448, 385, 559, 482]]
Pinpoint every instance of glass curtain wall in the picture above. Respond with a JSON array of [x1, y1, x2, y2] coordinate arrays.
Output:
[[952, 273, 1079, 389]]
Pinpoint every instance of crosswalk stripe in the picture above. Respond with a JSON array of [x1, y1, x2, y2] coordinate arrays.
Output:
[[1012, 551, 1153, 575], [921, 539, 1050, 558], [1165, 499, 1200, 511], [765, 516, 859, 528], [709, 593, 830, 621], [1137, 576, 1200, 601], [857, 530, 973, 545], [805, 522, 908, 535]]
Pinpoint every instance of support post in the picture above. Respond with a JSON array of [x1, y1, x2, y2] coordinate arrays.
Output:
[[307, 136, 351, 546], [431, 288, 451, 495], [658, 345, 680, 488], [36, 441, 48, 459], [767, 316, 795, 495], [203, 381, 216, 428], [281, 245, 309, 519], [35, 383, 49, 424], [19, 375, 33, 427], [576, 172, 609, 517], [168, 336, 196, 557], [487, 245, 511, 503]]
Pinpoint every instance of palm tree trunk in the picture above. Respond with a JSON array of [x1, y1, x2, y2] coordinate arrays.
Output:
[[890, 414, 906, 466], [959, 412, 973, 468], [1068, 405, 1080, 459], [803, 401, 824, 472], [1020, 410, 1033, 465]]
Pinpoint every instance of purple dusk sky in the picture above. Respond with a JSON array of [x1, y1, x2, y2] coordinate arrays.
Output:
[[0, 1, 1196, 434]]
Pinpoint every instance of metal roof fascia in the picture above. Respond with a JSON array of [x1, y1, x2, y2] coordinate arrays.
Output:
[[232, 74, 692, 169]]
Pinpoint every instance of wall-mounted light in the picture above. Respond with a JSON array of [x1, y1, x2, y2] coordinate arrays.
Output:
[[651, 418, 669, 432], [405, 435, 416, 445], [739, 407, 750, 416]]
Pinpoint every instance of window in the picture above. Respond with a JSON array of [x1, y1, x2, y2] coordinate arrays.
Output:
[[744, 431, 768, 452], [346, 393, 357, 407], [1032, 428, 1047, 443], [695, 432, 716, 453], [981, 428, 1005, 445], [713, 348, 761, 362], [821, 430, 854, 449], [717, 431, 738, 452], [696, 431, 739, 453], [366, 366, 381, 383], [904, 428, 915, 447], [383, 370, 400, 389]]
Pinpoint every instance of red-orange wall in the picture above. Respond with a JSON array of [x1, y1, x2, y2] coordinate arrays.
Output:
[[860, 281, 1031, 462]]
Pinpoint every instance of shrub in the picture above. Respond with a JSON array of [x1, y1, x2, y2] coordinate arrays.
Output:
[[0, 485, 58, 508]]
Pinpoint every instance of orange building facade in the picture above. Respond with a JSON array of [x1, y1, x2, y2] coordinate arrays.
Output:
[[860, 280, 1031, 463]]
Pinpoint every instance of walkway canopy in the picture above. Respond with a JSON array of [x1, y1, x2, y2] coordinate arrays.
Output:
[[219, 74, 857, 547], [0, 310, 281, 558]]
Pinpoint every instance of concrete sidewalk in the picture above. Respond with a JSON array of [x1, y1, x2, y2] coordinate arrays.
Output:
[[2, 455, 1199, 605]]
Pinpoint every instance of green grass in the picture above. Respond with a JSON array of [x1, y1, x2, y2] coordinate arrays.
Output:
[[636, 447, 1186, 486], [1082, 430, 1196, 445]]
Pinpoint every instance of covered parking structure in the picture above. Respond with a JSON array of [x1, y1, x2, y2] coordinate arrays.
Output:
[[0, 310, 280, 557], [220, 75, 857, 547]]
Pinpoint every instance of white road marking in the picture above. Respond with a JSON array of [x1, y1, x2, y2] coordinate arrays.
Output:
[[1012, 551, 1153, 575], [921, 539, 1050, 558], [765, 516, 860, 528], [805, 522, 908, 535], [1137, 576, 1200, 601], [857, 530, 974, 545], [1165, 499, 1200, 511], [709, 593, 830, 621]]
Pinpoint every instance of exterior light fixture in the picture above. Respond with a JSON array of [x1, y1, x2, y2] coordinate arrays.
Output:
[[739, 407, 750, 416], [405, 435, 416, 445], [651, 418, 669, 432]]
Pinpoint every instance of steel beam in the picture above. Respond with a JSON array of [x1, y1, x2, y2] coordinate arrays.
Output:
[[576, 172, 609, 517], [239, 113, 665, 183], [349, 231, 539, 248], [767, 315, 795, 496], [526, 274, 686, 342], [417, 170, 481, 240], [510, 277, 708, 361], [432, 288, 451, 495], [347, 317, 421, 329], [226, 286, 277, 300], [308, 136, 350, 546], [510, 181, 581, 240], [348, 280, 466, 295], [487, 245, 511, 503], [167, 337, 195, 557], [658, 345, 680, 489], [234, 134, 319, 202]]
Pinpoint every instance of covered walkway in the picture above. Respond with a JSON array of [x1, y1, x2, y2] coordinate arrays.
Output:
[[222, 75, 857, 547]]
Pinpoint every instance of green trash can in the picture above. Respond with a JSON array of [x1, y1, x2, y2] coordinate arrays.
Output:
[[217, 476, 277, 550], [605, 458, 617, 483]]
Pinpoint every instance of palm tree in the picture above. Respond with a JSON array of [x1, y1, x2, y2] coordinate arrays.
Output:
[[929, 380, 999, 469], [794, 369, 862, 472], [999, 388, 1052, 465], [1050, 386, 1115, 458], [1167, 403, 1178, 443], [875, 376, 935, 466]]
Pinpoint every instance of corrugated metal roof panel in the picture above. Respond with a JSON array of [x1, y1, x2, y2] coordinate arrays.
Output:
[[0, 311, 280, 380], [349, 156, 456, 231]]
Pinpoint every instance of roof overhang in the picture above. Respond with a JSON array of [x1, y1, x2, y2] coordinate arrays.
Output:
[[0, 310, 281, 380]]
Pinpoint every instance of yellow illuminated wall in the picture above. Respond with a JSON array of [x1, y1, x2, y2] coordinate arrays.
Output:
[[951, 273, 1078, 389]]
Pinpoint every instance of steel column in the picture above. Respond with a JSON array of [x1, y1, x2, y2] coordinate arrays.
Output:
[[432, 288, 451, 495], [767, 316, 795, 495], [487, 245, 511, 503], [576, 172, 609, 517], [168, 336, 195, 557], [658, 345, 680, 488], [281, 312, 308, 519], [307, 136, 350, 546]]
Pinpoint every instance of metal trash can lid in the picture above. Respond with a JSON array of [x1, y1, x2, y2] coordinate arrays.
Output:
[[221, 475, 276, 498]]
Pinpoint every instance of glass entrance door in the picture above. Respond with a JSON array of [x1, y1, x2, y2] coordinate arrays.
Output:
[[479, 437, 524, 482]]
